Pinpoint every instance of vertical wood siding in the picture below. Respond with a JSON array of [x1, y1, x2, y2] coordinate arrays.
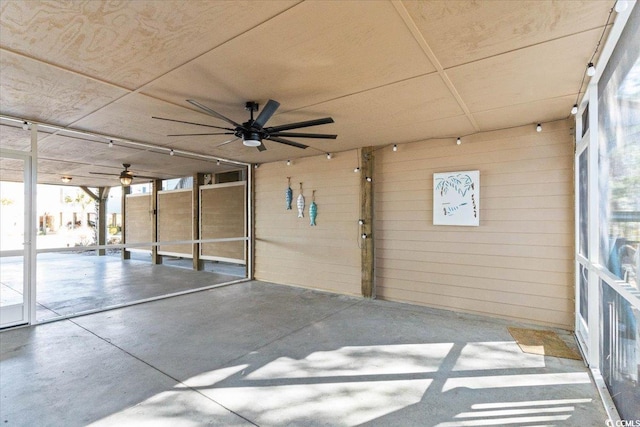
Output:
[[200, 182, 246, 264], [125, 194, 152, 252], [157, 189, 192, 256], [254, 151, 361, 295], [374, 121, 575, 328]]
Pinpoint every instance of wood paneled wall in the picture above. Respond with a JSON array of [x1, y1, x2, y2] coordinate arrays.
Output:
[[200, 182, 246, 263], [254, 151, 361, 295], [125, 194, 152, 252], [374, 120, 575, 328], [157, 189, 192, 256]]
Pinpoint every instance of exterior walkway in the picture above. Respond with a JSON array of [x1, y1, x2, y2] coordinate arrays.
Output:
[[1, 281, 606, 426]]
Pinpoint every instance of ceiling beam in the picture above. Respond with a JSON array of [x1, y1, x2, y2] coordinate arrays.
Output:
[[391, 0, 481, 132]]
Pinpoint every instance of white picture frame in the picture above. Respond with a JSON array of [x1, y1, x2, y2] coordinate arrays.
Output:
[[433, 170, 480, 226]]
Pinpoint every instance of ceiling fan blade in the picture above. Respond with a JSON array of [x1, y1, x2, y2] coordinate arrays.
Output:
[[257, 142, 267, 152], [167, 132, 235, 137], [270, 132, 337, 139], [215, 137, 239, 148], [132, 174, 160, 180], [267, 136, 308, 149], [187, 99, 242, 128], [89, 172, 119, 176], [253, 99, 280, 128], [151, 116, 233, 131], [265, 117, 334, 133]]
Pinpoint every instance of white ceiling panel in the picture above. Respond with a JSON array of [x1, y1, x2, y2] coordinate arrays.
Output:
[[0, 0, 622, 186], [0, 0, 299, 89]]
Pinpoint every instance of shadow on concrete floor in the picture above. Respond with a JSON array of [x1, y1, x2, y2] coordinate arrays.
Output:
[[0, 281, 607, 426]]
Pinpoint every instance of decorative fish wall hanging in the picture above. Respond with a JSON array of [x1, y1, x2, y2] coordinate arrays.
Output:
[[285, 177, 293, 210], [297, 182, 305, 218], [309, 190, 317, 226]]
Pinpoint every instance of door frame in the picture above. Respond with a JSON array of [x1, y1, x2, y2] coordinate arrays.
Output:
[[0, 146, 35, 328]]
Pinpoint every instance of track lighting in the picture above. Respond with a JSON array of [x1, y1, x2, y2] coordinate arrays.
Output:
[[22, 121, 29, 130], [615, 0, 628, 12], [358, 219, 364, 225], [361, 233, 368, 239], [216, 160, 221, 166], [286, 159, 291, 166], [169, 149, 174, 156], [108, 140, 114, 148], [536, 124, 542, 132], [571, 104, 578, 115], [392, 144, 398, 152], [365, 176, 372, 182], [587, 62, 596, 77], [326, 153, 332, 160], [456, 137, 461, 145], [354, 167, 360, 173], [254, 163, 260, 169], [61, 176, 72, 183]]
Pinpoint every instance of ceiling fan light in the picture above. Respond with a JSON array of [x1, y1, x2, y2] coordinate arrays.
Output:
[[120, 171, 133, 186], [243, 132, 262, 147]]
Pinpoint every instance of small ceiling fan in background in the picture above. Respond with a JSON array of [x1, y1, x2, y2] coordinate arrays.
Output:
[[152, 99, 337, 151], [89, 163, 157, 186]]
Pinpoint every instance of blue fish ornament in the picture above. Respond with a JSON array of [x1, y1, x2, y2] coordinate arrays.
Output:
[[285, 177, 292, 210], [309, 190, 317, 226]]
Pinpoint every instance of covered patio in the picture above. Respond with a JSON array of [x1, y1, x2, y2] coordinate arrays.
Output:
[[0, 281, 606, 426]]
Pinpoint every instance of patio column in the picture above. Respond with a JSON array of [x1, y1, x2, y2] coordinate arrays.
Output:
[[192, 173, 204, 271], [151, 179, 162, 265], [121, 185, 130, 260], [360, 147, 375, 298]]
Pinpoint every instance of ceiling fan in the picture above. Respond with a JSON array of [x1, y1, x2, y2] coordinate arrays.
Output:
[[89, 163, 157, 186], [152, 99, 337, 151]]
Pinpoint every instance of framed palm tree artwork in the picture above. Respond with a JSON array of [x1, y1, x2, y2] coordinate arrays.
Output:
[[433, 170, 479, 226]]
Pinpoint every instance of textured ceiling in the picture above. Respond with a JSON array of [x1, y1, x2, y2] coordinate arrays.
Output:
[[0, 0, 616, 187]]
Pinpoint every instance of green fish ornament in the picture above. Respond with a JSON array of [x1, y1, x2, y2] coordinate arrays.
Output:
[[309, 190, 317, 226]]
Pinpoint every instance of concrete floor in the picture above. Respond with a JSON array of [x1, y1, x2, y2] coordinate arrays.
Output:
[[1, 281, 606, 426], [0, 252, 245, 321]]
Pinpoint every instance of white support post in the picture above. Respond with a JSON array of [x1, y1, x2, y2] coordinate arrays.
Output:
[[247, 165, 254, 280], [587, 83, 600, 370], [28, 124, 38, 325]]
